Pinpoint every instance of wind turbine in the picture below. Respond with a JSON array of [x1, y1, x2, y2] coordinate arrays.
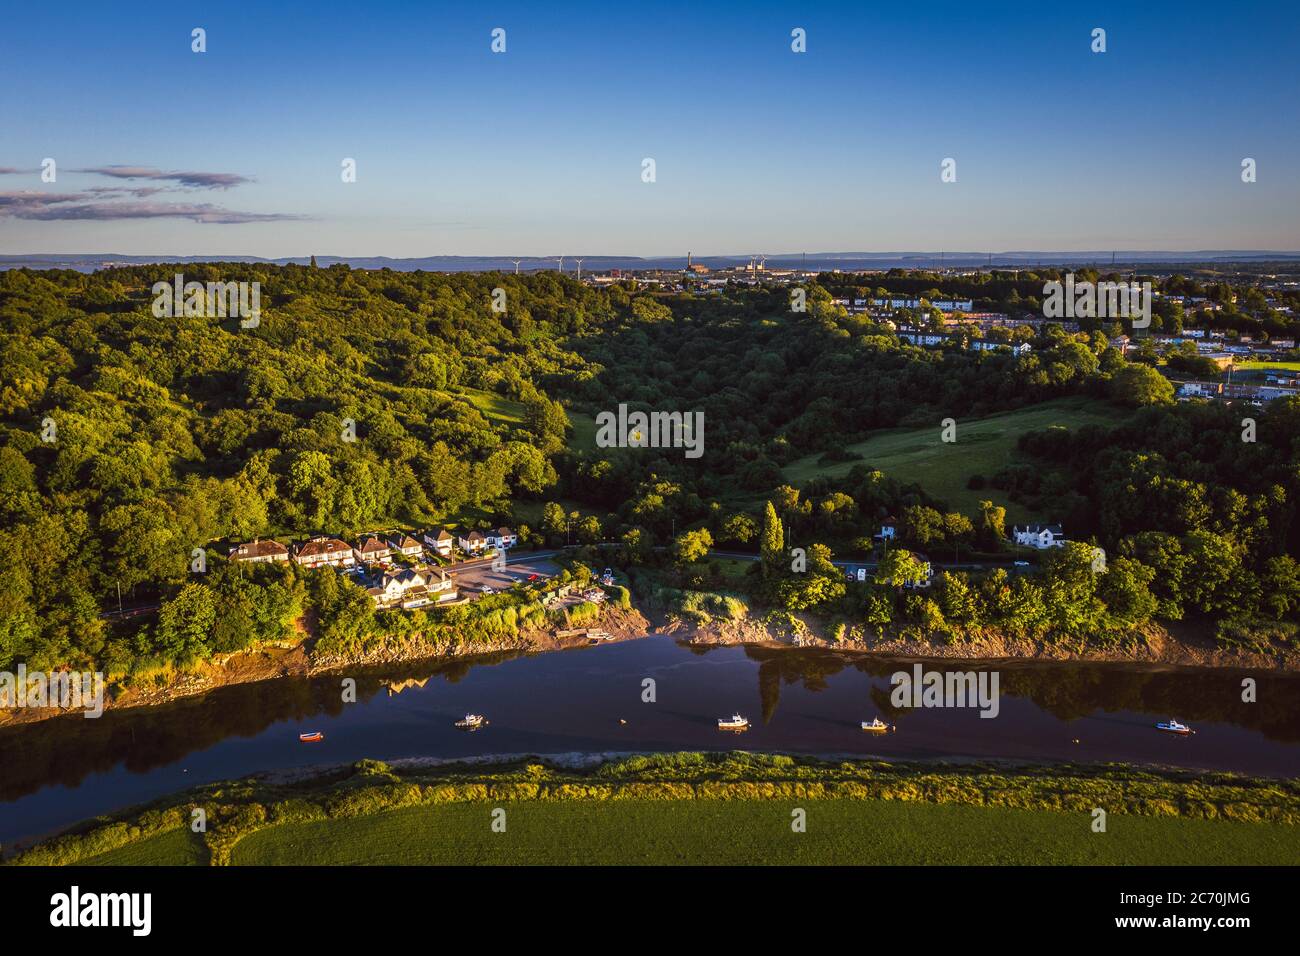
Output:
[[511, 259, 522, 275], [556, 256, 565, 274], [574, 258, 584, 280]]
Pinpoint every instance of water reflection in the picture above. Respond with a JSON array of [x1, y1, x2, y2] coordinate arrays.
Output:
[[0, 637, 1296, 842]]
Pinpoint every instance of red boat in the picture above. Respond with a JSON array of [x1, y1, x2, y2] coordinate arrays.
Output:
[[299, 731, 324, 742]]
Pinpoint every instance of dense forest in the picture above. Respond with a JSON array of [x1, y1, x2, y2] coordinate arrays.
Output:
[[1, 264, 1296, 681]]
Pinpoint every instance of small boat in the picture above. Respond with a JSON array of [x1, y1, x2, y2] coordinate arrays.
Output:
[[860, 718, 893, 734], [454, 713, 487, 729], [299, 731, 324, 742], [717, 713, 749, 731], [1156, 719, 1193, 735], [618, 718, 627, 725]]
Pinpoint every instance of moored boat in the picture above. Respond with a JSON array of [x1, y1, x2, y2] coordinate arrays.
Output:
[[717, 713, 749, 731], [1156, 719, 1193, 735], [861, 718, 893, 733], [455, 713, 487, 729], [299, 731, 324, 742]]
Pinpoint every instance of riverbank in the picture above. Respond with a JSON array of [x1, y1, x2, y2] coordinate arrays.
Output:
[[4, 595, 1296, 730], [0, 605, 652, 728], [11, 752, 1299, 866], [671, 614, 1300, 672]]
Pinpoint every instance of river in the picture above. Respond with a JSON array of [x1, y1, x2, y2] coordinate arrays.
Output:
[[2, 635, 1297, 845]]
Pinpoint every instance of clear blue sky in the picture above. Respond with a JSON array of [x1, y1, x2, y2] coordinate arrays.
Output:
[[1, 0, 1296, 257]]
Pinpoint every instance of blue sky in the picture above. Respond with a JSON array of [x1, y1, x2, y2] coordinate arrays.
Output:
[[1, 0, 1297, 257]]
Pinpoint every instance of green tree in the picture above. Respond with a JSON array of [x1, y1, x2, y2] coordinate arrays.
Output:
[[1110, 363, 1175, 406], [759, 501, 784, 574]]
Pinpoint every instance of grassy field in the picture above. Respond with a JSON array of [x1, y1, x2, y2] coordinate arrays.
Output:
[[781, 397, 1120, 523], [567, 410, 600, 452], [1232, 360, 1300, 373], [82, 828, 208, 866], [210, 799, 1300, 866], [453, 386, 527, 425], [19, 753, 1298, 867]]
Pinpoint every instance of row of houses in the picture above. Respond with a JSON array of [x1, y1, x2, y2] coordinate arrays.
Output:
[[229, 526, 518, 568], [895, 328, 1032, 356], [1177, 380, 1299, 403]]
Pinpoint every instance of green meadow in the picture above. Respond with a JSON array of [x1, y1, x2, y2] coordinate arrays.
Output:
[[72, 799, 1300, 867], [781, 397, 1120, 523], [16, 753, 1299, 868]]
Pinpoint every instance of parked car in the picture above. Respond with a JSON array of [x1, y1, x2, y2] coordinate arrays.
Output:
[[480, 585, 495, 594], [527, 573, 540, 582]]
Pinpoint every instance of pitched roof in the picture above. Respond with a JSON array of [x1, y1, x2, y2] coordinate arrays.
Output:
[[389, 533, 421, 550], [356, 535, 390, 554], [296, 537, 351, 557], [229, 539, 289, 559]]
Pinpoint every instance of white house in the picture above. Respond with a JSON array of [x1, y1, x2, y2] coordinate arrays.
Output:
[[484, 527, 517, 550], [897, 330, 949, 348], [969, 339, 1030, 356], [367, 567, 456, 609], [458, 530, 488, 554], [421, 528, 453, 557], [388, 533, 423, 558], [1012, 524, 1066, 549]]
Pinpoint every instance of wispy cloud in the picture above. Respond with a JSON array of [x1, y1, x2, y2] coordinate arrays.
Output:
[[75, 165, 253, 190], [0, 191, 302, 223]]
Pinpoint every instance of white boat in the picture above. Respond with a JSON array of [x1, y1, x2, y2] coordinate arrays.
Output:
[[454, 713, 487, 729], [861, 718, 893, 733], [717, 713, 749, 731], [1156, 719, 1193, 735]]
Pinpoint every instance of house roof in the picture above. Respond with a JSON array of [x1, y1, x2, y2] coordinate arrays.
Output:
[[229, 539, 289, 559], [426, 528, 452, 541], [356, 535, 389, 554], [389, 534, 421, 549], [462, 530, 485, 541], [1016, 524, 1063, 535], [296, 537, 351, 557], [497, 527, 513, 536]]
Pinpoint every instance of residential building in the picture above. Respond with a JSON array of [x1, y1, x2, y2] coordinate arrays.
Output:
[[294, 536, 356, 568], [353, 535, 392, 565], [485, 527, 517, 550], [1012, 524, 1066, 549], [367, 567, 457, 609], [228, 539, 290, 564], [458, 530, 488, 554], [388, 533, 423, 558], [422, 528, 453, 557]]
